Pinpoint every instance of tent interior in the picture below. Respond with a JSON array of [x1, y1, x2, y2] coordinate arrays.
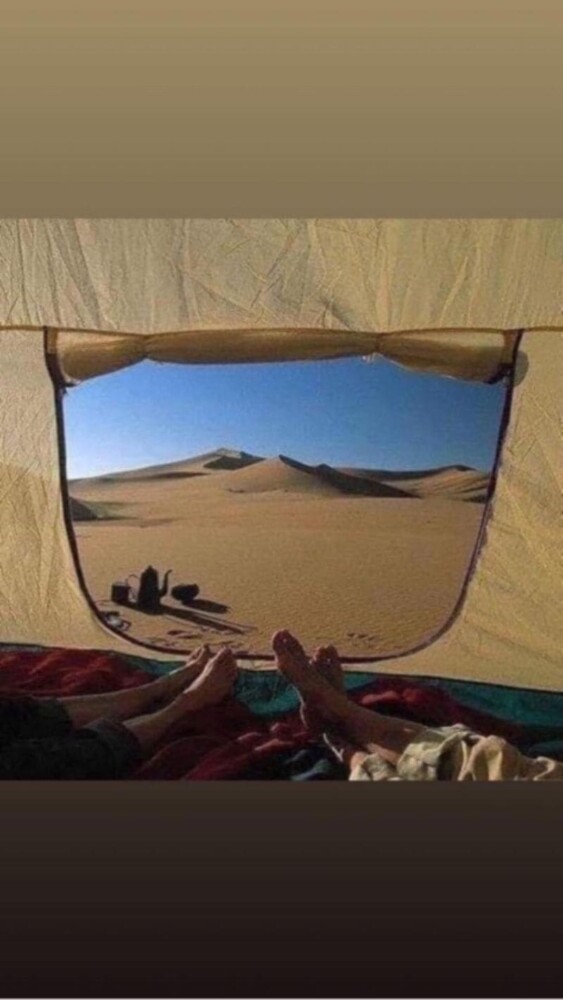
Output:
[[0, 219, 561, 778]]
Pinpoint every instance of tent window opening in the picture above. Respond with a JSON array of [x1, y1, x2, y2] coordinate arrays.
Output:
[[63, 356, 509, 660]]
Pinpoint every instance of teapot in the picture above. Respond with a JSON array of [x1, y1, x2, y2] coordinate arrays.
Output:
[[135, 565, 172, 613]]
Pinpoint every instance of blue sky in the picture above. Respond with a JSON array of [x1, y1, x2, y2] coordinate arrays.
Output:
[[64, 357, 507, 480]]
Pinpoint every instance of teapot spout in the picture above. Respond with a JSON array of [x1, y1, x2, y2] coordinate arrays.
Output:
[[160, 569, 172, 598]]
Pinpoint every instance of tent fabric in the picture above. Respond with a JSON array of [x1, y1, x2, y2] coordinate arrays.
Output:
[[50, 327, 515, 385], [0, 328, 168, 658], [0, 219, 561, 692], [1, 220, 561, 335], [2, 644, 563, 780], [363, 330, 516, 383]]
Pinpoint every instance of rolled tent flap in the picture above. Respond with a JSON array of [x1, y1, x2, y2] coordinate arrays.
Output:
[[369, 331, 518, 382], [51, 327, 386, 383], [50, 327, 514, 385], [146, 327, 385, 366], [48, 329, 146, 384]]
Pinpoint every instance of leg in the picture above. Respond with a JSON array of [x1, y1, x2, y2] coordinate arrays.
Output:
[[54, 646, 211, 727], [121, 647, 238, 751], [272, 630, 425, 767], [0, 647, 238, 779], [308, 647, 396, 777]]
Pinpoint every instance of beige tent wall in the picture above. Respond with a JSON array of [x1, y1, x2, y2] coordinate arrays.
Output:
[[1, 220, 562, 335], [0, 329, 182, 660]]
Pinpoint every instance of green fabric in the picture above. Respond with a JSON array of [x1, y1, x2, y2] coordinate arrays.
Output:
[[232, 668, 563, 729], [122, 654, 563, 729], [234, 668, 371, 717], [416, 675, 563, 729]]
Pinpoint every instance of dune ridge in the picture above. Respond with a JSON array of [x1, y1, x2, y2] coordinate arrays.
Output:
[[219, 454, 412, 498], [70, 448, 264, 488], [338, 464, 490, 503], [70, 448, 489, 503]]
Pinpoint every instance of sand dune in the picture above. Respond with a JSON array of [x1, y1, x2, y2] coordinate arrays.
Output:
[[71, 449, 489, 502], [217, 454, 406, 498], [217, 455, 340, 495], [70, 448, 263, 488], [69, 448, 488, 657], [298, 459, 413, 499], [339, 464, 490, 502]]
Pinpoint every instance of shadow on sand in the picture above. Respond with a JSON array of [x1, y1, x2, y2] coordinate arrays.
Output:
[[186, 598, 229, 614], [100, 589, 256, 639], [158, 601, 253, 637]]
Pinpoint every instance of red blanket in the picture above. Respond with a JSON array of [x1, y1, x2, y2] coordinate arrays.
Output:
[[0, 645, 547, 780]]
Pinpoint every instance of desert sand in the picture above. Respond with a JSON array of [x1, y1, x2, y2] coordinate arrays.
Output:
[[70, 449, 488, 660]]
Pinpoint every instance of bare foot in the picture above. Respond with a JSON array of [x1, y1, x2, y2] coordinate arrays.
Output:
[[122, 648, 238, 750], [272, 631, 419, 766], [272, 630, 317, 690], [179, 647, 238, 713], [162, 645, 212, 700], [311, 645, 344, 691], [272, 630, 344, 729], [301, 645, 344, 731], [65, 646, 213, 725]]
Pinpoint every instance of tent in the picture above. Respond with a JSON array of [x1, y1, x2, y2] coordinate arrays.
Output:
[[0, 219, 561, 693]]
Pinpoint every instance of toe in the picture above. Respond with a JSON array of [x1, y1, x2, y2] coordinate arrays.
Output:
[[271, 630, 291, 653], [281, 631, 309, 664], [192, 645, 211, 666], [315, 646, 334, 671]]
